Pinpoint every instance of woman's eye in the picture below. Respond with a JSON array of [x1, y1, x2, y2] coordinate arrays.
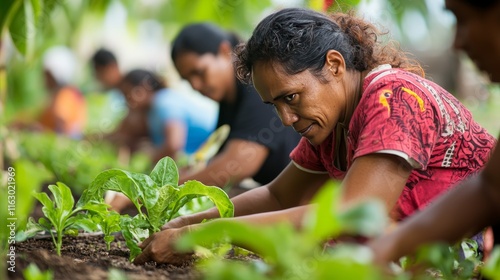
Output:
[[284, 94, 296, 103]]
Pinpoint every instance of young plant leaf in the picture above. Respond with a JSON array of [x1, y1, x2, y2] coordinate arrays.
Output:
[[176, 181, 234, 219], [79, 169, 157, 215], [302, 180, 343, 241], [150, 156, 179, 187]]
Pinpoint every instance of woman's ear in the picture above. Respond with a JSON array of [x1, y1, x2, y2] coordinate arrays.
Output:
[[218, 41, 233, 59], [324, 50, 346, 77]]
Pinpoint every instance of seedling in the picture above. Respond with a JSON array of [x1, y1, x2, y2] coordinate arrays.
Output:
[[80, 156, 234, 261], [28, 182, 109, 256]]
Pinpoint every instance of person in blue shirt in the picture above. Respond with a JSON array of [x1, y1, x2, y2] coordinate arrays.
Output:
[[120, 69, 217, 164]]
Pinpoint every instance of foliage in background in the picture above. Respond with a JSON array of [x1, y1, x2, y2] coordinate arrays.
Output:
[[79, 156, 235, 261], [10, 131, 150, 195]]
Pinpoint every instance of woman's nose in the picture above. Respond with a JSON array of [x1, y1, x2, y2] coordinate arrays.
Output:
[[277, 107, 298, 126]]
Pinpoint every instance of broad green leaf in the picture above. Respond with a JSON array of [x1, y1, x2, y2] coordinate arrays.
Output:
[[150, 156, 178, 187], [32, 191, 54, 213], [483, 246, 500, 280], [338, 200, 386, 237], [175, 180, 234, 219], [77, 202, 110, 216], [30, 0, 42, 24], [16, 217, 45, 242], [66, 214, 99, 233], [199, 259, 269, 280], [302, 180, 342, 241], [146, 184, 178, 231], [38, 217, 52, 230], [8, 0, 28, 55], [23, 263, 53, 280], [78, 169, 157, 214], [49, 182, 75, 216], [0, 0, 17, 32], [313, 257, 383, 280], [177, 220, 291, 263], [120, 215, 150, 261]]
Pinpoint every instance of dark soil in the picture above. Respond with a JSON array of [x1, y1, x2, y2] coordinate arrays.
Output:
[[6, 185, 255, 280], [8, 234, 200, 280]]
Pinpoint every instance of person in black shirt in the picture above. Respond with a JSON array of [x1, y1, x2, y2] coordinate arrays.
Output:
[[171, 22, 300, 187], [109, 23, 300, 212]]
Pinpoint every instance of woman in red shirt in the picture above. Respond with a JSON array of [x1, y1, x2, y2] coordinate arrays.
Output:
[[133, 8, 496, 264]]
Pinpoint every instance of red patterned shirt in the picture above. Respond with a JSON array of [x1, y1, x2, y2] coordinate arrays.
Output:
[[290, 66, 496, 220]]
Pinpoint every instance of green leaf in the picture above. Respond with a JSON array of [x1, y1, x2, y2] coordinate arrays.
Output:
[[79, 169, 157, 214], [23, 263, 53, 280], [15, 217, 45, 242], [32, 191, 54, 212], [8, 0, 28, 55], [120, 215, 150, 261], [176, 180, 234, 219], [482, 246, 500, 280], [338, 200, 387, 237], [30, 0, 42, 24], [67, 214, 99, 233], [146, 184, 178, 231], [38, 217, 52, 229], [49, 182, 75, 216], [150, 156, 179, 187], [302, 180, 343, 241], [0, 0, 17, 33]]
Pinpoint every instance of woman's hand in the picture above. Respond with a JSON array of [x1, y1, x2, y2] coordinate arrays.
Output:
[[105, 192, 132, 213], [133, 227, 193, 265], [162, 216, 192, 230]]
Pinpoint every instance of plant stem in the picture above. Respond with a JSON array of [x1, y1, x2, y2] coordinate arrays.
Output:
[[56, 230, 63, 256]]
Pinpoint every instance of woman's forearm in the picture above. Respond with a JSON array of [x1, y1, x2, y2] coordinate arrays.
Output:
[[182, 186, 288, 225]]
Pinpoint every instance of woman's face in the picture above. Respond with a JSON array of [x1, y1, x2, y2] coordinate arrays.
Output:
[[252, 61, 346, 146], [173, 46, 234, 102], [446, 0, 500, 82]]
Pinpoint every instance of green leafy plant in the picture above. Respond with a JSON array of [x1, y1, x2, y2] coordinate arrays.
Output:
[[23, 263, 53, 280], [27, 182, 109, 256], [176, 180, 389, 280], [91, 211, 121, 251], [15, 131, 150, 196], [79, 156, 234, 261], [483, 245, 500, 279]]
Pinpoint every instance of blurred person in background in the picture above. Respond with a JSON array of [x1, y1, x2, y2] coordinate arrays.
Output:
[[119, 69, 217, 164], [91, 48, 149, 152], [37, 46, 86, 139], [91, 48, 122, 91]]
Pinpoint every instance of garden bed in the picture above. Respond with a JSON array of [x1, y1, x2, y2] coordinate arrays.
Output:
[[9, 234, 200, 280]]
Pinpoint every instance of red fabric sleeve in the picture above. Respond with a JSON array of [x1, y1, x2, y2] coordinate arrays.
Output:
[[350, 73, 440, 170], [290, 137, 328, 172]]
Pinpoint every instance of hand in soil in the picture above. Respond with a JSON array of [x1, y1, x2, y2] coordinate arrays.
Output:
[[133, 228, 193, 265]]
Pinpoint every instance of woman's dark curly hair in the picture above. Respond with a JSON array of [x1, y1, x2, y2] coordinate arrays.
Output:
[[461, 0, 498, 8], [235, 8, 423, 84]]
